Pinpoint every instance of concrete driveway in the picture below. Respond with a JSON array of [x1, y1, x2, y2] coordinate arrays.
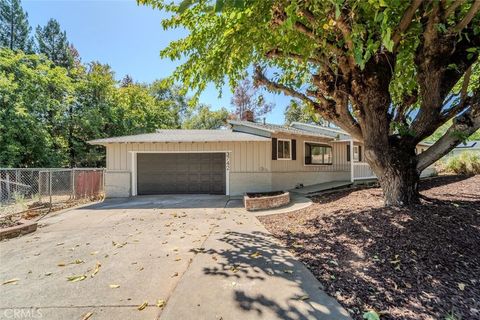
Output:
[[0, 195, 350, 320]]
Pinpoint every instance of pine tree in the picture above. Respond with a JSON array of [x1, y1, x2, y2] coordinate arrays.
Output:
[[0, 0, 34, 52], [35, 18, 71, 67]]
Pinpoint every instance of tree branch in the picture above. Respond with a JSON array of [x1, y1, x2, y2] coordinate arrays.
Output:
[[265, 48, 323, 65], [392, 0, 423, 50], [444, 0, 465, 19], [439, 66, 473, 120], [253, 66, 323, 109], [452, 0, 480, 32], [393, 90, 418, 124], [334, 18, 356, 67], [417, 100, 480, 171]]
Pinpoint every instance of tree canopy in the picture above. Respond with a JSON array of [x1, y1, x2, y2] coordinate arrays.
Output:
[[0, 47, 224, 167], [230, 78, 273, 120], [284, 99, 323, 125], [140, 0, 480, 205], [35, 18, 72, 68], [0, 0, 33, 52]]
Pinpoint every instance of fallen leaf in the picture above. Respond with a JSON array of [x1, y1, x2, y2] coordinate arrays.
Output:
[[363, 310, 380, 320], [73, 259, 84, 264], [2, 278, 19, 285], [458, 283, 466, 291], [250, 252, 261, 259], [45, 272, 53, 276], [109, 284, 120, 288], [174, 257, 182, 261], [156, 299, 166, 308], [81, 311, 94, 320], [171, 272, 179, 277], [57, 262, 66, 267], [91, 262, 101, 277], [90, 251, 99, 255], [138, 301, 148, 311], [56, 242, 64, 246], [67, 275, 87, 282]]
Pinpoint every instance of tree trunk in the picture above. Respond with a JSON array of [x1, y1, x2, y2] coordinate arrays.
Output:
[[378, 163, 420, 206], [365, 144, 420, 207]]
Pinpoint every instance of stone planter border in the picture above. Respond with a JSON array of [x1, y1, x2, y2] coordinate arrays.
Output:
[[0, 219, 38, 241], [244, 191, 290, 211]]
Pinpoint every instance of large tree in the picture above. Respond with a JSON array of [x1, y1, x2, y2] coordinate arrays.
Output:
[[36, 18, 72, 68], [140, 0, 480, 206], [284, 99, 323, 125], [231, 78, 274, 120], [183, 105, 229, 129], [0, 0, 34, 52]]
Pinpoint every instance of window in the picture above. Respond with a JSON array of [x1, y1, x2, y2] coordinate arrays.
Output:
[[305, 143, 332, 165], [353, 145, 360, 161], [347, 144, 362, 162], [277, 139, 291, 160]]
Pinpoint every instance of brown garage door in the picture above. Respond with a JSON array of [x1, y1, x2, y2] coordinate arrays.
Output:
[[137, 153, 226, 195]]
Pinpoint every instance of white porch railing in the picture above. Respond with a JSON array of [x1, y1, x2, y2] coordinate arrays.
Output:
[[353, 162, 437, 181], [353, 162, 376, 180]]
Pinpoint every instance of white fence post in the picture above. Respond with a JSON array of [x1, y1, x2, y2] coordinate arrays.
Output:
[[350, 140, 354, 183]]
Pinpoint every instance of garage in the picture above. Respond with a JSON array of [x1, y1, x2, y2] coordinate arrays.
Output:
[[136, 153, 226, 195]]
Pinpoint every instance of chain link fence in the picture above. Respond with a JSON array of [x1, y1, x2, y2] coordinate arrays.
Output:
[[0, 168, 105, 219]]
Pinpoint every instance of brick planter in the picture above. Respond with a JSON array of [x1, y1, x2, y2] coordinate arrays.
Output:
[[0, 219, 38, 241], [244, 191, 290, 211]]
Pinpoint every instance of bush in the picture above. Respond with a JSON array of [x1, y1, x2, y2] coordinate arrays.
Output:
[[441, 151, 480, 175]]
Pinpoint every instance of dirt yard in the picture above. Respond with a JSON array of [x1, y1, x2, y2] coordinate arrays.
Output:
[[259, 175, 480, 320]]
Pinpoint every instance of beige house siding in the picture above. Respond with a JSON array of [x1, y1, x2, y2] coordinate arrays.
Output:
[[102, 134, 356, 197], [105, 141, 271, 173], [104, 141, 272, 197], [269, 134, 351, 190]]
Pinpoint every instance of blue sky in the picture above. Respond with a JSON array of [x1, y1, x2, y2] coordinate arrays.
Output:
[[23, 0, 291, 124]]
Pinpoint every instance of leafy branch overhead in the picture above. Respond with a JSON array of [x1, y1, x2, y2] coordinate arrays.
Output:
[[139, 0, 480, 206]]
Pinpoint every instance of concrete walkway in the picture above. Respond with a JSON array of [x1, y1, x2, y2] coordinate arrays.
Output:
[[0, 195, 350, 320], [290, 180, 352, 195]]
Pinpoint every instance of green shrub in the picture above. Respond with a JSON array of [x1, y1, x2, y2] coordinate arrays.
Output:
[[442, 151, 480, 175]]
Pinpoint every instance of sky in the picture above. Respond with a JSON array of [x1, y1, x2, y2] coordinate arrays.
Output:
[[23, 0, 291, 124]]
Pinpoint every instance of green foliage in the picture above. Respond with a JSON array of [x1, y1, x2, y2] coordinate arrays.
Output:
[[35, 18, 72, 68], [182, 105, 229, 129], [0, 0, 34, 52], [138, 0, 439, 101], [0, 49, 73, 167], [440, 151, 480, 175], [0, 48, 201, 168], [284, 99, 322, 125]]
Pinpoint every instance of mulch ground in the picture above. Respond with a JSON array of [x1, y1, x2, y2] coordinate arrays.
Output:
[[259, 175, 480, 320]]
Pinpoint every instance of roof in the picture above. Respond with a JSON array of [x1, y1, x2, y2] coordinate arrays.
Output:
[[289, 122, 351, 140], [455, 140, 480, 149], [88, 129, 270, 145], [228, 120, 333, 139]]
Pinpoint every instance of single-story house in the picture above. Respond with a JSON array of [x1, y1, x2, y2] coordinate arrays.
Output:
[[446, 140, 480, 157], [89, 119, 433, 198]]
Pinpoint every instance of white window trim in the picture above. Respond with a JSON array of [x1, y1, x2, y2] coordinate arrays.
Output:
[[277, 139, 292, 160], [303, 141, 333, 166]]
